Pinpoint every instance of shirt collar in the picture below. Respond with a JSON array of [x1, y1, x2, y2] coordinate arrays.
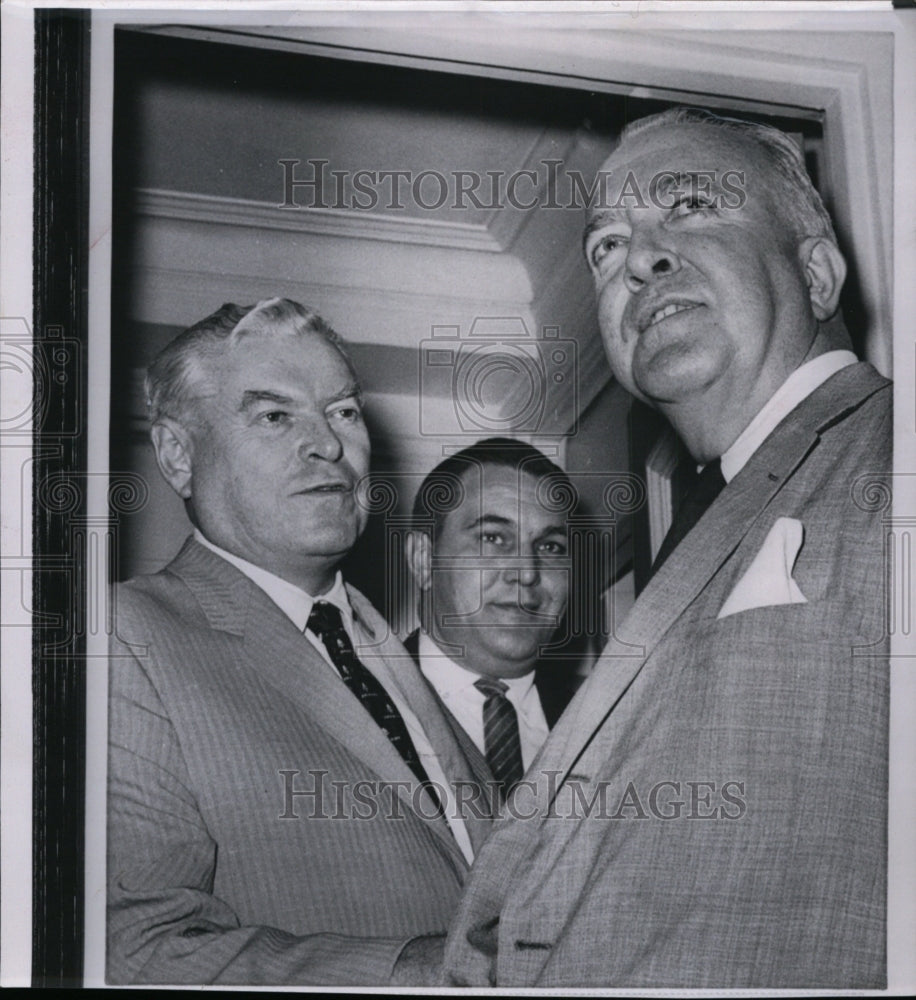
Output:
[[417, 630, 537, 702], [193, 529, 352, 632], [719, 350, 857, 483]]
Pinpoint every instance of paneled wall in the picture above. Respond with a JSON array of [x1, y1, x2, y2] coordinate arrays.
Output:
[[111, 25, 880, 646], [111, 31, 625, 583]]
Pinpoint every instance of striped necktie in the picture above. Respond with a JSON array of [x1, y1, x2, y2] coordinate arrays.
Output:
[[307, 601, 441, 810], [474, 676, 524, 800]]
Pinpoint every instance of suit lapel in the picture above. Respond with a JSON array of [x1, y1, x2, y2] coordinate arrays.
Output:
[[403, 629, 495, 791], [168, 541, 471, 867], [538, 363, 889, 794], [350, 608, 495, 855]]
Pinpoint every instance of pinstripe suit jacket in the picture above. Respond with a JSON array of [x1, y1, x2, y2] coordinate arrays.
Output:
[[443, 362, 891, 989], [107, 539, 492, 985]]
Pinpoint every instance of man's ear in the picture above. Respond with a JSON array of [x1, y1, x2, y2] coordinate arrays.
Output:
[[800, 236, 847, 321], [150, 419, 195, 500], [405, 531, 432, 591]]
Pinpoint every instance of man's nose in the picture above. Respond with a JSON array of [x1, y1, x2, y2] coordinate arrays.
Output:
[[297, 418, 343, 462], [505, 558, 541, 588], [623, 227, 681, 294]]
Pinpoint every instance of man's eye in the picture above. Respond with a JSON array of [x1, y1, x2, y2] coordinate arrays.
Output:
[[481, 532, 507, 548], [258, 410, 290, 425], [588, 232, 628, 270], [538, 540, 567, 557], [328, 402, 363, 423], [671, 194, 716, 217]]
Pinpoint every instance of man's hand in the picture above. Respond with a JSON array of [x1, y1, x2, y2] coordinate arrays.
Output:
[[390, 934, 446, 986]]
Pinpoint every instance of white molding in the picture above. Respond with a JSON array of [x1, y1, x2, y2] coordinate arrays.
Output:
[[134, 187, 502, 253], [137, 22, 892, 374], [129, 263, 534, 337], [129, 205, 535, 337]]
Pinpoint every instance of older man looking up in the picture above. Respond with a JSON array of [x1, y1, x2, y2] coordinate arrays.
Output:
[[443, 109, 890, 989]]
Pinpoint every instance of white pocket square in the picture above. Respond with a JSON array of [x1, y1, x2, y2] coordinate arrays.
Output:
[[717, 517, 808, 619]]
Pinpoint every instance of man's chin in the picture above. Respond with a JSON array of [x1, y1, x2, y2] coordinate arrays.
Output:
[[479, 632, 555, 669], [291, 522, 364, 560], [474, 655, 539, 680], [634, 356, 720, 405]]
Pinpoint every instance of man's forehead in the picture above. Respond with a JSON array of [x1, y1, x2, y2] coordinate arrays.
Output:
[[599, 122, 755, 176], [452, 465, 554, 515], [180, 335, 354, 420], [584, 123, 772, 227], [217, 329, 351, 382]]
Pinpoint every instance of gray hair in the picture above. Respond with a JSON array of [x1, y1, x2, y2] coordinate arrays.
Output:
[[145, 297, 352, 426], [618, 107, 839, 244]]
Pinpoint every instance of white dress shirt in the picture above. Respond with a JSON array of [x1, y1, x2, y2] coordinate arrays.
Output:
[[417, 631, 549, 770], [719, 350, 857, 482], [193, 530, 474, 863]]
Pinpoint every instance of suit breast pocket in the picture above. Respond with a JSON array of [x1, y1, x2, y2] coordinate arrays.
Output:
[[704, 594, 832, 638], [680, 602, 840, 745]]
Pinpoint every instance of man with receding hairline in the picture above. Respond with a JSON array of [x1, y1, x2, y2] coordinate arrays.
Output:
[[107, 298, 492, 986], [443, 109, 890, 988]]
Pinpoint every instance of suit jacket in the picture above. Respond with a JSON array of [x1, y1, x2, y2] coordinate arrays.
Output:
[[443, 362, 891, 989], [402, 629, 578, 730], [107, 539, 493, 986]]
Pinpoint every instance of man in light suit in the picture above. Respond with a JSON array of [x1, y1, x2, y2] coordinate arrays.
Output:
[[442, 109, 890, 987], [107, 298, 492, 985], [402, 438, 581, 798]]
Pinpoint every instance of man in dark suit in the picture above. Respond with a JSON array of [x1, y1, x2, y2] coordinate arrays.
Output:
[[443, 109, 890, 987], [107, 298, 492, 985], [402, 439, 581, 800]]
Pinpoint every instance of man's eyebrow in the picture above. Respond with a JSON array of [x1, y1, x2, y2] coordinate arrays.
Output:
[[466, 514, 568, 536], [238, 383, 362, 411], [467, 514, 515, 531], [239, 389, 294, 411], [326, 383, 362, 405], [653, 171, 722, 199], [652, 172, 686, 200]]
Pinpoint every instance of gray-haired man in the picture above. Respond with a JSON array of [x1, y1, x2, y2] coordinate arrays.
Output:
[[443, 110, 890, 989], [107, 298, 492, 985]]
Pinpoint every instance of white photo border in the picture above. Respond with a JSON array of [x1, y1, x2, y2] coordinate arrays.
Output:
[[2, 1, 914, 992]]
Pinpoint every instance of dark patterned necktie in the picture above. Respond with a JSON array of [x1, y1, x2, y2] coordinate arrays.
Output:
[[650, 458, 726, 578], [474, 677, 524, 800], [307, 601, 441, 810]]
